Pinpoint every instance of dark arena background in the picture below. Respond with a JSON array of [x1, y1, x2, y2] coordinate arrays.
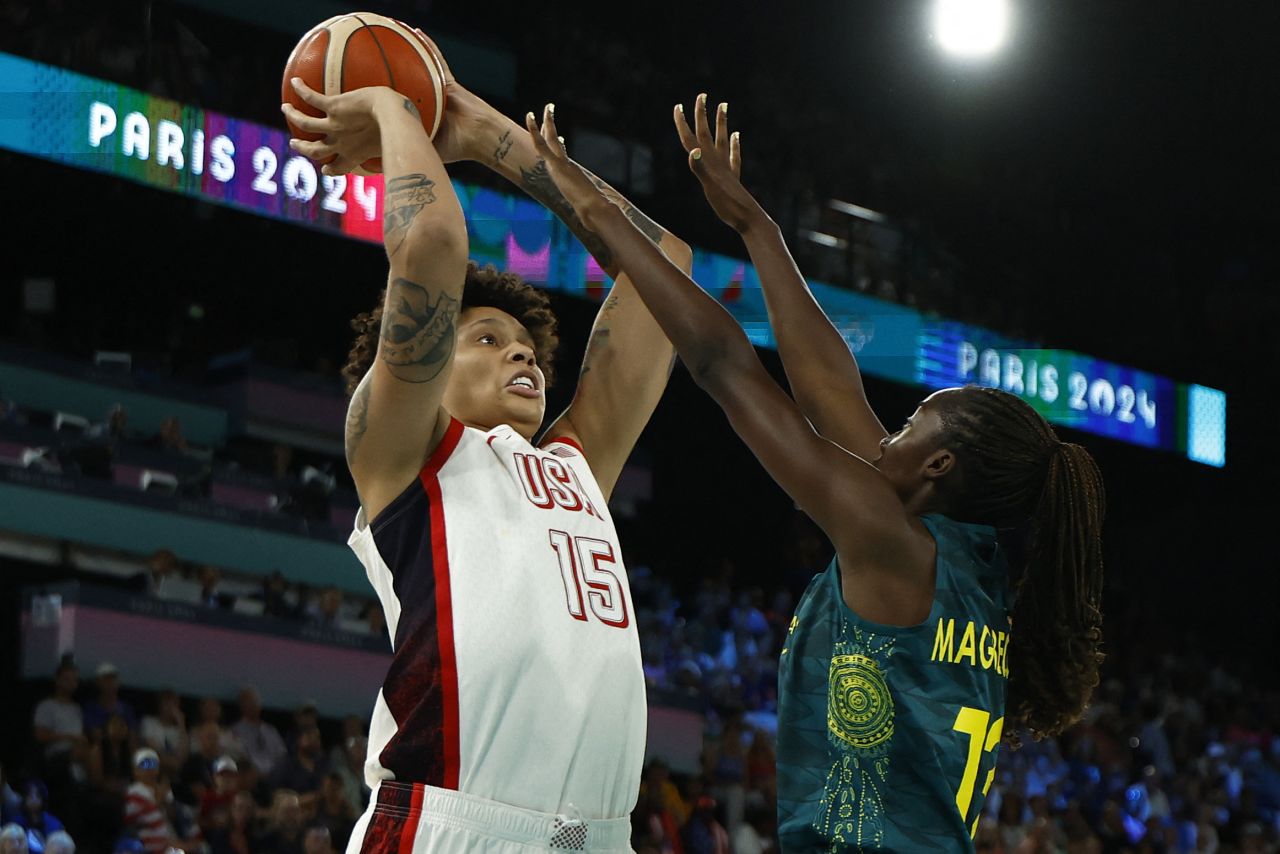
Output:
[[0, 0, 1275, 851]]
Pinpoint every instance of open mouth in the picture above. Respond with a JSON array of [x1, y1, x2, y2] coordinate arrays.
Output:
[[505, 372, 541, 398]]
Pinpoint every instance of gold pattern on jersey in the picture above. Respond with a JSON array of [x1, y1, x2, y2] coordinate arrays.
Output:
[[827, 653, 895, 750]]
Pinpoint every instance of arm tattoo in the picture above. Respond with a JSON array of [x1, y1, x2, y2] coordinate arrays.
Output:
[[493, 129, 513, 164], [380, 278, 459, 382], [624, 205, 665, 245], [578, 294, 620, 379], [402, 98, 421, 120], [383, 174, 438, 257], [345, 378, 372, 466], [519, 159, 615, 271], [586, 171, 665, 245]]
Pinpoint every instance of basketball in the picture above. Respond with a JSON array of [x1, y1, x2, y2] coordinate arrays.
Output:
[[281, 13, 447, 174]]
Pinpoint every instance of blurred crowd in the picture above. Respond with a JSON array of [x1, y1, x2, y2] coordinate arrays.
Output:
[[5, 658, 368, 853], [5, 592, 1278, 853], [1, 397, 349, 532]]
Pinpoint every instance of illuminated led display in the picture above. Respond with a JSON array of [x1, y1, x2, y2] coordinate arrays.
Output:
[[0, 52, 1225, 465]]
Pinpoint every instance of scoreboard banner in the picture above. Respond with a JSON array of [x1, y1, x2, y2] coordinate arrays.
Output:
[[0, 52, 1225, 466]]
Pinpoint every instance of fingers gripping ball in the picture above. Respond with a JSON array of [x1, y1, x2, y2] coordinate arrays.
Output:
[[281, 13, 447, 174]]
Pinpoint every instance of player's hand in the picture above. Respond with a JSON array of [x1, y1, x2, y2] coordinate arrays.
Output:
[[432, 81, 497, 165], [406, 28, 489, 164], [282, 78, 399, 175], [674, 93, 764, 234], [525, 104, 610, 228]]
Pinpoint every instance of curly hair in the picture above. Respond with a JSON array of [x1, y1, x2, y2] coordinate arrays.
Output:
[[934, 386, 1106, 743], [341, 262, 559, 397]]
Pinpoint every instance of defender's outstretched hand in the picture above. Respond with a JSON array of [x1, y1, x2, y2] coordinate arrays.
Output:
[[673, 93, 763, 234], [524, 104, 610, 228]]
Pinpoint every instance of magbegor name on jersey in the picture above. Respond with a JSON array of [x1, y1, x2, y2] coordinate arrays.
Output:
[[930, 617, 1010, 678]]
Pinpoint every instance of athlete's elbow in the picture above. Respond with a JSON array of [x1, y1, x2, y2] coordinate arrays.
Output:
[[686, 337, 752, 395], [665, 237, 694, 274], [394, 216, 468, 272]]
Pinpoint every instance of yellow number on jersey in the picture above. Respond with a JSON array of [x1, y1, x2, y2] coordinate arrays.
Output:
[[952, 706, 1004, 838]]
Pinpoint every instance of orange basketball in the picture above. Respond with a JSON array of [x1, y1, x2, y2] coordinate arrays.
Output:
[[281, 13, 446, 174]]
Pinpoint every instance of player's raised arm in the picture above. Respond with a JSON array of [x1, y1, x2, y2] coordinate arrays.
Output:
[[284, 80, 468, 518], [673, 95, 888, 462], [525, 106, 925, 567], [497, 113, 690, 500], [426, 56, 691, 498]]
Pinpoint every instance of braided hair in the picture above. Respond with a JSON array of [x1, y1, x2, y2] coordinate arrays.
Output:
[[341, 261, 560, 397], [934, 386, 1106, 742]]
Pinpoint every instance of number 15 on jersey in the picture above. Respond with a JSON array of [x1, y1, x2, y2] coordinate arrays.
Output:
[[548, 530, 630, 629]]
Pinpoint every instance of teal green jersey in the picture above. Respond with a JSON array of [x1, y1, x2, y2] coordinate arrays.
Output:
[[776, 514, 1011, 853]]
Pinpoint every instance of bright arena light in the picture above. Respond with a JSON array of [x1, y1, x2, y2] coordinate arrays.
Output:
[[932, 0, 1011, 58]]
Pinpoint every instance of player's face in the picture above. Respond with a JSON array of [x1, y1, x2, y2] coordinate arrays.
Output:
[[443, 307, 546, 440], [872, 390, 956, 499]]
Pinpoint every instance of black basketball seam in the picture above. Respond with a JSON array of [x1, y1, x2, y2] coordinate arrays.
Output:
[[351, 14, 397, 93]]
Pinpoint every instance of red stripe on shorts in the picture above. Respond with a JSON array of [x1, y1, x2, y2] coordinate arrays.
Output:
[[396, 784, 425, 854]]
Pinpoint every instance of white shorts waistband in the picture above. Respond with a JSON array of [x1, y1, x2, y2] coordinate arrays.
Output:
[[372, 781, 632, 851]]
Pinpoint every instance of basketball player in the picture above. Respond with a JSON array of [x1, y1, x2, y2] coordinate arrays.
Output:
[[526, 98, 1105, 852], [282, 60, 691, 853]]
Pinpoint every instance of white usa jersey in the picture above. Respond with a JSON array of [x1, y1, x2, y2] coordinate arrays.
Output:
[[347, 418, 646, 820]]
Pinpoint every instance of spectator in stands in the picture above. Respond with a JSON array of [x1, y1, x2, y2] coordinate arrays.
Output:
[[325, 716, 361, 774], [204, 790, 256, 854], [134, 550, 179, 598], [291, 702, 319, 742], [160, 775, 204, 853], [83, 662, 137, 741], [312, 773, 354, 845], [307, 588, 342, 628], [139, 690, 187, 778], [179, 720, 228, 808], [640, 759, 688, 828], [633, 761, 684, 854], [257, 790, 304, 854], [197, 757, 239, 834], [303, 825, 335, 854], [192, 696, 238, 755], [683, 795, 730, 854], [270, 444, 294, 480], [0, 763, 20, 824], [230, 688, 285, 777], [13, 779, 64, 854], [261, 571, 297, 620], [151, 416, 189, 455], [40, 833, 71, 854], [269, 726, 325, 807], [702, 713, 747, 835], [88, 404, 129, 442], [197, 564, 225, 609], [88, 712, 137, 794], [998, 792, 1028, 851], [123, 749, 194, 854], [744, 728, 777, 806], [330, 735, 368, 816], [32, 660, 87, 782], [364, 604, 386, 643], [106, 403, 128, 439], [0, 395, 26, 425], [731, 803, 772, 854], [0, 824, 27, 854]]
